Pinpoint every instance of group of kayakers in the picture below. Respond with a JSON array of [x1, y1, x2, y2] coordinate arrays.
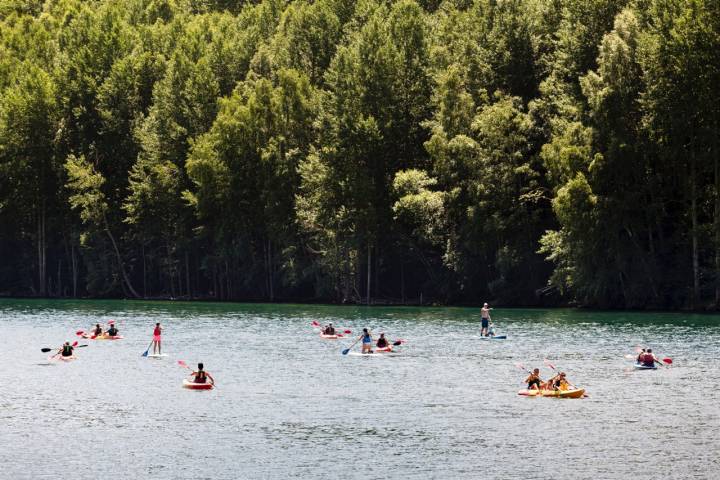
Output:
[[525, 369, 573, 392], [636, 348, 662, 367], [51, 321, 214, 388]]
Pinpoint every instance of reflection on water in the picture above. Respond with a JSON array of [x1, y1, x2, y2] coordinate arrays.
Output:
[[1, 299, 719, 479]]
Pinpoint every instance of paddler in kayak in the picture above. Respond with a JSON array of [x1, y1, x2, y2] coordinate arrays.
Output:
[[525, 368, 544, 390], [190, 363, 215, 385], [639, 348, 660, 367], [360, 328, 373, 354], [91, 323, 103, 337], [376, 333, 389, 350], [547, 372, 570, 391], [324, 323, 336, 335], [106, 323, 119, 337], [152, 322, 162, 354], [60, 342, 74, 358], [480, 303, 492, 336]]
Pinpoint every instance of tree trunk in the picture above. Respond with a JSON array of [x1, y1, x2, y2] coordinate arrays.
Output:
[[366, 244, 371, 306], [142, 244, 147, 298], [37, 204, 47, 296], [268, 239, 274, 302], [185, 250, 191, 299], [715, 125, 720, 307], [102, 214, 140, 298], [71, 241, 78, 298], [691, 152, 700, 308]]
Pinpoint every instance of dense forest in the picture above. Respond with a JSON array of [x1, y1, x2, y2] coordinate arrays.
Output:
[[0, 0, 718, 308]]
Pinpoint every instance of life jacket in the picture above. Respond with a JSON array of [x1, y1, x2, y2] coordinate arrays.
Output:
[[377, 337, 387, 348], [153, 326, 161, 335], [196, 371, 207, 383], [641, 353, 655, 366]]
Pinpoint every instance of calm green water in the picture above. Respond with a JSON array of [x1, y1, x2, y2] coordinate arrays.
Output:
[[1, 299, 718, 479]]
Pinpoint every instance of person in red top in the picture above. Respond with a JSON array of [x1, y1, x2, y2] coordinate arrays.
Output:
[[152, 322, 162, 354], [640, 348, 660, 367]]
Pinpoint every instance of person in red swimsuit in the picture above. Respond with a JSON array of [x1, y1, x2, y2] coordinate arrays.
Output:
[[152, 322, 162, 354]]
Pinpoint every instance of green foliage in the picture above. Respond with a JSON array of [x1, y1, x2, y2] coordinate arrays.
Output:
[[0, 0, 718, 309]]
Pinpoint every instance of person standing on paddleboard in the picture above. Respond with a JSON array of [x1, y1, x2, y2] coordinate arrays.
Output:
[[152, 322, 162, 354], [360, 328, 373, 354], [481, 303, 492, 337]]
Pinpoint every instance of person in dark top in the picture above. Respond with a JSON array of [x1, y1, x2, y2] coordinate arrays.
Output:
[[92, 324, 103, 336], [325, 323, 336, 335], [191, 363, 215, 385], [61, 342, 74, 357], [107, 324, 119, 337], [376, 333, 388, 349]]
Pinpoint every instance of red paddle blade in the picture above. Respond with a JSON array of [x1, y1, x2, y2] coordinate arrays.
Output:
[[178, 360, 187, 367], [72, 341, 78, 346], [337, 333, 344, 337], [344, 330, 351, 334], [662, 358, 673, 364], [108, 320, 115, 324], [75, 330, 85, 336], [311, 321, 319, 327]]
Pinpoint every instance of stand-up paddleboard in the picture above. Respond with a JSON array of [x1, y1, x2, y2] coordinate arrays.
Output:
[[146, 353, 168, 358], [480, 335, 507, 340]]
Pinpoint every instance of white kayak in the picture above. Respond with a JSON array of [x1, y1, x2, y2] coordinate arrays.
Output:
[[146, 353, 168, 358]]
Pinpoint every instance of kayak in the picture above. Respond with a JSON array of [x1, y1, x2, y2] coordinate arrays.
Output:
[[347, 350, 397, 357], [94, 335, 124, 340], [634, 363, 657, 370], [183, 379, 214, 390], [518, 388, 585, 398], [319, 333, 339, 339], [50, 355, 76, 362], [480, 335, 507, 340], [375, 346, 393, 352], [146, 353, 168, 358]]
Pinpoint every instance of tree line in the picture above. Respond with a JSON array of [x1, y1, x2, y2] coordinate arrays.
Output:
[[0, 0, 718, 309]]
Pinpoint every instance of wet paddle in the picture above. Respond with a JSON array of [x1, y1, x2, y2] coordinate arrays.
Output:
[[342, 338, 361, 355], [141, 340, 154, 357], [41, 343, 86, 353]]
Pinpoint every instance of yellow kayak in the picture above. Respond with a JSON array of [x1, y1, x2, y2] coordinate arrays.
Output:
[[518, 388, 585, 398]]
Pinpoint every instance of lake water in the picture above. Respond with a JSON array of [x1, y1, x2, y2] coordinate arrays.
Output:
[[1, 299, 718, 479]]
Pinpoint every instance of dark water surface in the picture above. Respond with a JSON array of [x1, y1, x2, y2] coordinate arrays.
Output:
[[1, 299, 718, 479]]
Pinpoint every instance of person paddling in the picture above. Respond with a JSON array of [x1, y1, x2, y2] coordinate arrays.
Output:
[[360, 328, 373, 354], [525, 368, 544, 390], [190, 362, 215, 385], [106, 323, 119, 337], [639, 348, 660, 367], [376, 333, 389, 349], [92, 323, 103, 337], [152, 322, 162, 354], [481, 303, 492, 337], [325, 323, 336, 335], [60, 342, 74, 358], [547, 372, 570, 391]]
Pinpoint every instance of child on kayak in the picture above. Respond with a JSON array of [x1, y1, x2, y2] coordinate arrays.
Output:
[[92, 324, 103, 336], [376, 333, 389, 349], [360, 328, 373, 354], [191, 363, 215, 385], [525, 368, 543, 390], [152, 322, 162, 354]]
